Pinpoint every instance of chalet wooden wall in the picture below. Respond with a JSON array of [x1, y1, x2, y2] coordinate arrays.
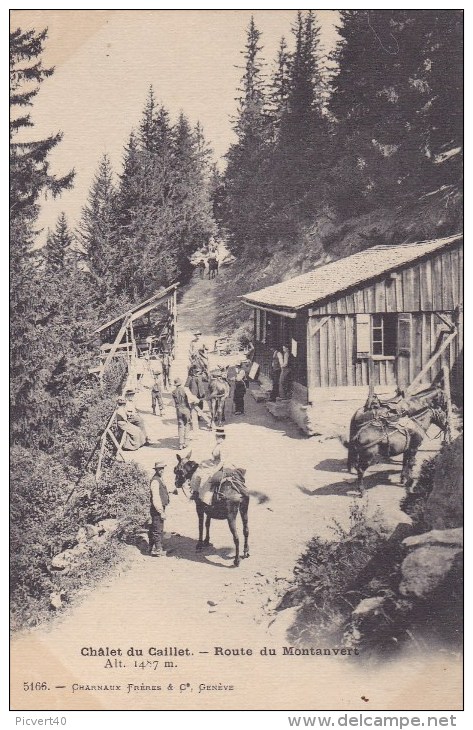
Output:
[[307, 311, 458, 391], [305, 241, 462, 398], [249, 241, 462, 405]]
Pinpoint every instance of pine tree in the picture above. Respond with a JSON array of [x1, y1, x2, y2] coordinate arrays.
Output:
[[172, 114, 216, 270], [223, 17, 271, 255], [414, 11, 463, 186], [114, 91, 179, 298], [44, 212, 73, 271], [269, 37, 291, 139], [79, 154, 118, 300], [10, 28, 74, 265], [10, 28, 102, 449], [270, 11, 330, 218], [326, 10, 460, 213]]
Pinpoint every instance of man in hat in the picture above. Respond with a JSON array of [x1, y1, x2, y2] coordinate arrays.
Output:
[[116, 395, 147, 450], [189, 331, 202, 360], [162, 348, 171, 390], [233, 363, 248, 415], [172, 377, 196, 450], [149, 354, 164, 416], [149, 462, 170, 557]]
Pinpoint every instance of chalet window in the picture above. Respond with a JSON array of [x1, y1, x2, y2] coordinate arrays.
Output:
[[371, 314, 397, 356], [356, 313, 397, 358]]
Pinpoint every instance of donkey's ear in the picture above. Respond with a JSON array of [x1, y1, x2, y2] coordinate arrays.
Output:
[[176, 454, 182, 462], [185, 450, 192, 460]]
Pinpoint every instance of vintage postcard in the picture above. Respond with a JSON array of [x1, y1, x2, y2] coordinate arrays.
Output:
[[10, 8, 463, 713]]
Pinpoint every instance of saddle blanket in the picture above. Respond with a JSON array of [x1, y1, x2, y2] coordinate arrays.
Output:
[[190, 467, 214, 505], [190, 466, 248, 504]]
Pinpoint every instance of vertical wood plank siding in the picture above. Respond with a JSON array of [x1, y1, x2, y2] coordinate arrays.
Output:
[[307, 313, 456, 388]]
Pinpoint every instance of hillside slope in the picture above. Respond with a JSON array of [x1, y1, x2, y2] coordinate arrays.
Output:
[[179, 186, 462, 345]]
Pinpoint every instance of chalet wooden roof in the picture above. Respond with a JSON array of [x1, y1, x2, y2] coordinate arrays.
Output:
[[241, 234, 462, 312]]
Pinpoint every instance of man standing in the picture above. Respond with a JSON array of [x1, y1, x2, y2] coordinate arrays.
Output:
[[172, 377, 194, 450], [189, 331, 202, 361], [149, 461, 170, 557], [270, 347, 283, 402], [162, 349, 171, 390], [149, 354, 164, 416], [233, 365, 247, 415], [279, 344, 291, 399]]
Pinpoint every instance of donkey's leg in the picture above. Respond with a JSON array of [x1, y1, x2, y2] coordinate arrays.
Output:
[[196, 504, 205, 550], [227, 507, 240, 567], [203, 514, 212, 546], [240, 499, 250, 559], [356, 449, 375, 496]]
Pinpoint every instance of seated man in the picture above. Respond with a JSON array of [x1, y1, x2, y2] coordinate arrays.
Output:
[[116, 396, 147, 450], [191, 427, 245, 505], [125, 392, 149, 443]]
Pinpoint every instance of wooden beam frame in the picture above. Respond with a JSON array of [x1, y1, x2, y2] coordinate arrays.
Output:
[[95, 282, 179, 333], [100, 313, 132, 380], [406, 328, 457, 394], [245, 303, 297, 319]]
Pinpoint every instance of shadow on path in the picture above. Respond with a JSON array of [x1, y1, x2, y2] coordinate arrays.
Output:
[[297, 468, 401, 497], [127, 528, 241, 569], [314, 457, 349, 473]]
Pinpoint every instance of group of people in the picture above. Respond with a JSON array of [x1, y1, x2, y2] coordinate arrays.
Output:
[[115, 329, 251, 455], [270, 345, 291, 402]]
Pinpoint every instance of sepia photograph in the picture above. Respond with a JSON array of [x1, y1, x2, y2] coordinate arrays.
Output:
[[10, 8, 463, 714]]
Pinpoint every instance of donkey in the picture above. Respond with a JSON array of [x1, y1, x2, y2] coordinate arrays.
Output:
[[346, 385, 446, 472], [208, 257, 219, 279], [174, 454, 250, 567], [347, 405, 448, 495]]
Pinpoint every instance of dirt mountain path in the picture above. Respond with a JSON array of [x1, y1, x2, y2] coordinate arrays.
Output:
[[11, 276, 459, 711]]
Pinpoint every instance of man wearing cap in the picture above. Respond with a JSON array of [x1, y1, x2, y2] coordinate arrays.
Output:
[[149, 462, 170, 557]]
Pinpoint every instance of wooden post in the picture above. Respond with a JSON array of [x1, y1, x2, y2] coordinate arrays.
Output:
[[173, 287, 177, 357], [95, 435, 107, 483], [442, 364, 453, 443], [368, 356, 374, 398]]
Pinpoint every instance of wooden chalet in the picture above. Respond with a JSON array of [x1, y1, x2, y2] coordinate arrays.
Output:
[[241, 234, 463, 433]]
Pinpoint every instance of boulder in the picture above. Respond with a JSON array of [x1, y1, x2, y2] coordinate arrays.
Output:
[[49, 592, 64, 610], [399, 544, 463, 599], [352, 596, 385, 617], [424, 435, 463, 530], [266, 400, 290, 420], [403, 527, 463, 550], [97, 519, 119, 534]]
